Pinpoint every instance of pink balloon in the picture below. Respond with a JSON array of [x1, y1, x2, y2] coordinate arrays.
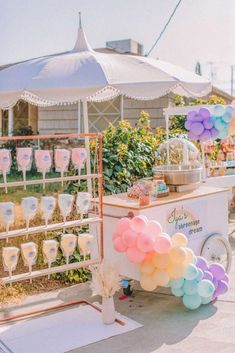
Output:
[[154, 234, 172, 254], [137, 233, 155, 253], [116, 218, 131, 235], [113, 236, 128, 253], [232, 100, 235, 108], [112, 232, 120, 241], [126, 247, 146, 263], [146, 220, 162, 238], [122, 229, 138, 247], [130, 215, 148, 233]]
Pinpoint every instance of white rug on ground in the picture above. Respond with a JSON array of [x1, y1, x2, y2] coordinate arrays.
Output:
[[0, 305, 142, 353]]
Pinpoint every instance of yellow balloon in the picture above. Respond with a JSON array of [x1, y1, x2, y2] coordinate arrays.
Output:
[[152, 253, 170, 269], [140, 262, 155, 275], [167, 263, 186, 279], [169, 246, 187, 264], [140, 274, 157, 291], [152, 269, 170, 286], [185, 247, 194, 264], [171, 233, 188, 247]]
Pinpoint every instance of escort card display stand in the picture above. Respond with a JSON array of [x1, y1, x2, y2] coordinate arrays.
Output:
[[0, 133, 104, 285]]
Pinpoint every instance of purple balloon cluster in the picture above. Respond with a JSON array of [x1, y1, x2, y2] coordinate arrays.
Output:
[[185, 108, 218, 142], [196, 257, 229, 300]]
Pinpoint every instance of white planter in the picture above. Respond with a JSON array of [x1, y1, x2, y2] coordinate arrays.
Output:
[[102, 296, 116, 324]]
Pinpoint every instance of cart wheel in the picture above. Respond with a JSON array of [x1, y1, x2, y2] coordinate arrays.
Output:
[[200, 233, 232, 273]]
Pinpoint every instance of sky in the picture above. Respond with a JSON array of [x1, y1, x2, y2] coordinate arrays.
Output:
[[0, 0, 235, 93]]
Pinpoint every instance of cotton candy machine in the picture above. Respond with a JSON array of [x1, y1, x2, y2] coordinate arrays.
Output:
[[153, 138, 202, 186]]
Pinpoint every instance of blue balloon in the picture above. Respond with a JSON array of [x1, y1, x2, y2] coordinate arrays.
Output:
[[184, 264, 199, 280], [201, 295, 213, 305], [222, 112, 232, 123], [183, 280, 198, 295], [214, 118, 226, 131], [225, 105, 234, 116], [183, 293, 202, 310], [214, 104, 225, 117], [197, 279, 215, 298], [170, 278, 184, 289], [217, 128, 228, 140], [196, 268, 204, 282], [171, 287, 184, 297]]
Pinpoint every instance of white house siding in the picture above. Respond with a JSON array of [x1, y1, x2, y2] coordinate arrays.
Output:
[[38, 95, 173, 134]]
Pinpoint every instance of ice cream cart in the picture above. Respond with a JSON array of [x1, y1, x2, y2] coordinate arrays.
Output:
[[91, 186, 231, 281]]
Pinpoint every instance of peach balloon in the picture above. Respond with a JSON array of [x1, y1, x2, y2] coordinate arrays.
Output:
[[126, 247, 146, 263], [185, 248, 195, 264], [130, 215, 148, 233], [154, 234, 172, 254], [140, 274, 157, 291], [168, 263, 186, 279], [152, 253, 170, 269], [169, 246, 187, 264], [171, 233, 188, 247], [146, 220, 162, 238], [113, 237, 127, 253], [144, 251, 155, 262], [116, 218, 131, 234], [137, 233, 155, 253], [122, 229, 138, 247], [140, 262, 155, 275], [152, 269, 170, 286]]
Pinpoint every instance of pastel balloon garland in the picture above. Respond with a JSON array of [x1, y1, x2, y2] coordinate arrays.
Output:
[[113, 216, 229, 310], [185, 105, 235, 142]]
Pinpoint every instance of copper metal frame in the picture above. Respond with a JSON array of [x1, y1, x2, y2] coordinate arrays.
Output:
[[0, 133, 104, 282]]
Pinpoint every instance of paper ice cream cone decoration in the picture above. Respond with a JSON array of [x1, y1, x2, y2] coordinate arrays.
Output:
[[55, 149, 70, 186], [35, 150, 52, 190], [2, 246, 19, 279], [0, 202, 15, 242], [61, 233, 77, 275], [58, 194, 74, 231], [0, 149, 11, 193], [16, 147, 33, 190], [72, 148, 87, 183], [78, 233, 94, 258], [21, 242, 37, 283], [21, 197, 38, 237], [40, 196, 56, 227], [43, 239, 58, 279], [76, 192, 91, 219]]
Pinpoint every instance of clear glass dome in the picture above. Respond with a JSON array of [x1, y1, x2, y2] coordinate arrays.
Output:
[[155, 138, 201, 171]]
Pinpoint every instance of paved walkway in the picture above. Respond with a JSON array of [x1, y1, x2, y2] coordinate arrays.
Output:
[[2, 240, 235, 353]]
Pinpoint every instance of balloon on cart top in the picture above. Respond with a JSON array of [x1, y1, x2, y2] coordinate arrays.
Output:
[[185, 105, 235, 142]]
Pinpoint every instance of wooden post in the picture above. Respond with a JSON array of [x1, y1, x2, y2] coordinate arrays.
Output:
[[0, 109, 2, 136], [8, 108, 14, 136]]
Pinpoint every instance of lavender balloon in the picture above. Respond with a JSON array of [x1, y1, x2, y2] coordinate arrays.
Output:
[[191, 122, 204, 136], [203, 270, 213, 282], [203, 118, 213, 129], [196, 256, 208, 272], [209, 263, 225, 281], [199, 108, 210, 120], [187, 111, 197, 121], [216, 280, 228, 295], [188, 131, 198, 140], [210, 127, 219, 139], [199, 129, 211, 142], [185, 120, 192, 130]]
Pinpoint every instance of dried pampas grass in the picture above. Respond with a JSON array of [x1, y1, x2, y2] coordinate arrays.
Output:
[[90, 260, 120, 298], [0, 282, 26, 308]]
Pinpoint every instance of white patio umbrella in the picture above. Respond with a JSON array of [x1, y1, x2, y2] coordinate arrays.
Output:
[[0, 15, 211, 191]]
